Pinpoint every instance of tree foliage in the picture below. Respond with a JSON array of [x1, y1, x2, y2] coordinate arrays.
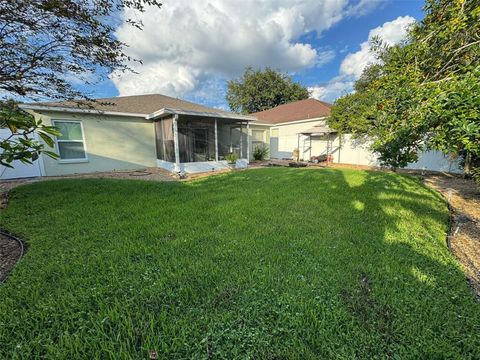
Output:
[[328, 0, 480, 173], [0, 100, 60, 167], [0, 0, 161, 167], [226, 67, 309, 114]]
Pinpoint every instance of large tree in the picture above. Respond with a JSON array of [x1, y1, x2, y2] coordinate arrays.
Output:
[[328, 0, 480, 174], [226, 67, 309, 114], [0, 0, 161, 167]]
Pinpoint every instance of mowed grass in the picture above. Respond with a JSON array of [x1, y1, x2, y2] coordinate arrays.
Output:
[[0, 168, 479, 359]]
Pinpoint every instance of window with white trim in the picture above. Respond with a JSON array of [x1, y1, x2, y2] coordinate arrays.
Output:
[[53, 121, 87, 161]]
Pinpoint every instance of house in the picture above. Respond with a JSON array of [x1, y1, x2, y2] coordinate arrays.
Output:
[[250, 98, 462, 173], [0, 95, 462, 180], [250, 98, 338, 161], [11, 94, 259, 178]]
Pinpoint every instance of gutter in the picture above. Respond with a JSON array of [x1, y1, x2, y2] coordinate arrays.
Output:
[[147, 107, 256, 121], [20, 104, 257, 122], [19, 104, 148, 118]]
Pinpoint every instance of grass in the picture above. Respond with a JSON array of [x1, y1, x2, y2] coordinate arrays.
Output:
[[0, 168, 479, 359]]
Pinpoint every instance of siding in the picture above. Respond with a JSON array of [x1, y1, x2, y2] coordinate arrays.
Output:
[[34, 111, 157, 176]]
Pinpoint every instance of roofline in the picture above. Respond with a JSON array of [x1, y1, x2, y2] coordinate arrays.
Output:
[[266, 116, 328, 126], [250, 122, 273, 127], [147, 108, 256, 121], [20, 104, 257, 122], [20, 104, 148, 118]]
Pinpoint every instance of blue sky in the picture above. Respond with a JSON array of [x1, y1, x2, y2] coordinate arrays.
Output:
[[86, 0, 425, 109]]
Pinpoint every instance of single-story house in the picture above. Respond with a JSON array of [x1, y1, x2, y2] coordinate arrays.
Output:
[[9, 94, 263, 179], [0, 94, 462, 180], [248, 98, 462, 173]]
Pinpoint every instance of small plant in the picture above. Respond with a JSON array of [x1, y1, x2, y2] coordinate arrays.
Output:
[[253, 144, 269, 161], [225, 152, 238, 164]]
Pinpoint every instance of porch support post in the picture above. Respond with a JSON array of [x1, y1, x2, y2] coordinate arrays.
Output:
[[239, 123, 243, 158], [246, 122, 250, 163], [214, 118, 218, 162], [297, 133, 300, 161], [173, 114, 180, 173], [309, 136, 312, 160]]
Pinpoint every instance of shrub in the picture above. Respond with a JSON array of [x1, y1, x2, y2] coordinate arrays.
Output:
[[225, 152, 238, 164], [253, 144, 269, 161]]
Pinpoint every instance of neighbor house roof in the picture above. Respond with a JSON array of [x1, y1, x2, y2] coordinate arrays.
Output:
[[251, 98, 331, 124], [20, 94, 255, 121]]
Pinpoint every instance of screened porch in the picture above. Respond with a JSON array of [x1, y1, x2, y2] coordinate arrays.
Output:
[[154, 114, 254, 174]]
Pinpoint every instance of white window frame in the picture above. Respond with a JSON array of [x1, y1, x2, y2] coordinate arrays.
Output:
[[52, 120, 88, 163]]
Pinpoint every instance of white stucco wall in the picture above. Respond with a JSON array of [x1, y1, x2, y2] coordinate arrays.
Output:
[[269, 118, 463, 173], [269, 118, 328, 160]]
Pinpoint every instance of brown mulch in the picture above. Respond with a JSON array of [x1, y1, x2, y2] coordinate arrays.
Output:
[[0, 232, 23, 282], [423, 174, 480, 299]]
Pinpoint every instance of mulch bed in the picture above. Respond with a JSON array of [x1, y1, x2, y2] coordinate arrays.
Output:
[[423, 174, 480, 300], [0, 232, 23, 283]]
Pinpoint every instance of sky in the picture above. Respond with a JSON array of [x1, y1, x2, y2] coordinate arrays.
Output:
[[89, 0, 425, 109]]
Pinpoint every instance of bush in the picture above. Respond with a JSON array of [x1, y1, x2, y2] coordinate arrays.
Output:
[[253, 144, 269, 161], [225, 152, 238, 164]]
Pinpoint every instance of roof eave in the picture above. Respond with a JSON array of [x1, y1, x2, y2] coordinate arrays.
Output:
[[20, 104, 257, 122], [19, 104, 149, 118], [147, 107, 256, 121]]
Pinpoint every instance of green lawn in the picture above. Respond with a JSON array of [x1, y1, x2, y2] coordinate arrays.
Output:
[[0, 168, 479, 359]]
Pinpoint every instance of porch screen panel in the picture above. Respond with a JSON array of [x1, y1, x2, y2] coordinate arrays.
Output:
[[177, 119, 215, 163], [154, 121, 164, 160], [162, 118, 175, 162], [154, 117, 175, 162]]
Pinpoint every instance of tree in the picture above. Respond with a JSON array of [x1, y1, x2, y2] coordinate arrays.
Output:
[[0, 0, 161, 166], [328, 0, 480, 174], [0, 100, 59, 167], [226, 67, 309, 114]]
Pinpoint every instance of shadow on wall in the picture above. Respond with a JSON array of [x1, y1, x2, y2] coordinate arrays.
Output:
[[43, 153, 156, 177], [270, 136, 293, 159]]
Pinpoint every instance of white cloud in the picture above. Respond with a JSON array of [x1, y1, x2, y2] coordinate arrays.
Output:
[[340, 15, 415, 78], [311, 15, 415, 102], [309, 77, 355, 103], [112, 0, 381, 100]]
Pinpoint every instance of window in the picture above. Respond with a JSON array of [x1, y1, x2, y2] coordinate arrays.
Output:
[[53, 121, 87, 161], [252, 129, 265, 151]]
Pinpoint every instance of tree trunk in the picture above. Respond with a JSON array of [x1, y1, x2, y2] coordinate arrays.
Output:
[[464, 151, 472, 177]]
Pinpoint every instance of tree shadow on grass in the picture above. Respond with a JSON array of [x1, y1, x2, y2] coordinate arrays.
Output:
[[0, 168, 479, 359], [316, 169, 480, 359]]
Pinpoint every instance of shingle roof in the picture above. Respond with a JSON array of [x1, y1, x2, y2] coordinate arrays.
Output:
[[251, 98, 331, 124], [26, 94, 242, 118]]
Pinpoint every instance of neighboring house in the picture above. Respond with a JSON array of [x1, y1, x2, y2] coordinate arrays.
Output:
[[250, 98, 462, 173], [6, 94, 255, 179]]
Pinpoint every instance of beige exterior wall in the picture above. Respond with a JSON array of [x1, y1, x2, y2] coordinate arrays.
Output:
[[33, 111, 157, 176], [269, 118, 337, 160]]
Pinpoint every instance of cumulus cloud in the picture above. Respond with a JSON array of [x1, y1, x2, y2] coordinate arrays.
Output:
[[340, 15, 415, 78], [112, 0, 381, 101], [310, 15, 415, 102], [308, 77, 356, 103]]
